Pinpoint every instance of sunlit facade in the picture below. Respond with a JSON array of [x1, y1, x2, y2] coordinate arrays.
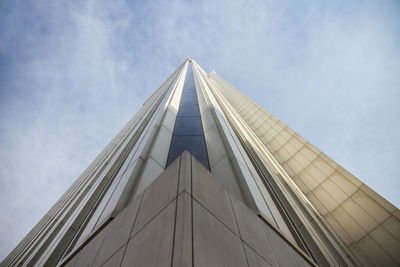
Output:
[[3, 59, 399, 266]]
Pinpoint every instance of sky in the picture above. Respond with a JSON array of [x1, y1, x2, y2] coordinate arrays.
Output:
[[0, 0, 399, 261]]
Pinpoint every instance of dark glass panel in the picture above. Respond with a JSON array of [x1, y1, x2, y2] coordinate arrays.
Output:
[[183, 68, 195, 87], [174, 116, 203, 135], [181, 90, 197, 98], [178, 104, 200, 116], [166, 63, 210, 170], [182, 84, 196, 92], [167, 135, 210, 169], [182, 85, 196, 97], [180, 95, 198, 105]]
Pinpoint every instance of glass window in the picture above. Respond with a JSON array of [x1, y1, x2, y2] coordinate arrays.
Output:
[[174, 116, 203, 135], [178, 104, 200, 116], [166, 63, 210, 170], [181, 85, 196, 96], [180, 95, 198, 105], [167, 135, 210, 169]]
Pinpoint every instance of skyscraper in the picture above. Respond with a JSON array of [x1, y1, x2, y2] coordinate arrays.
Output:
[[3, 59, 399, 266]]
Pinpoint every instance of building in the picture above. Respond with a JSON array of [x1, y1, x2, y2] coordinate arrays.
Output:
[[3, 59, 399, 266]]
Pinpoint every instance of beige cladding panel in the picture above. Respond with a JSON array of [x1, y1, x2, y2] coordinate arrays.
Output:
[[60, 153, 314, 267], [131, 64, 188, 198], [194, 64, 298, 241], [192, 64, 245, 202], [209, 72, 400, 266]]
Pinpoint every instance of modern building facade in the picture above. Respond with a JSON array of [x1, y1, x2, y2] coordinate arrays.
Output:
[[3, 59, 400, 266]]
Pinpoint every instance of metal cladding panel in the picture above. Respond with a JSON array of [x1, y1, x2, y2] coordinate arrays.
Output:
[[59, 152, 314, 267], [208, 71, 400, 267]]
